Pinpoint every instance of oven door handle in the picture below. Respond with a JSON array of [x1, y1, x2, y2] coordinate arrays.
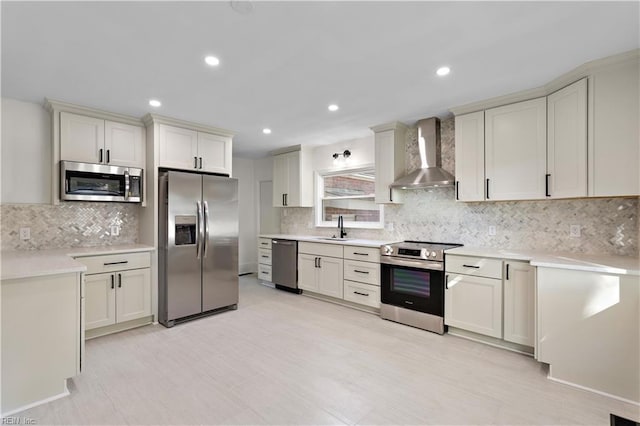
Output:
[[380, 256, 444, 271]]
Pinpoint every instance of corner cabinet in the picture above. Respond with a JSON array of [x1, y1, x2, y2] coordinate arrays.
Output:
[[271, 146, 313, 207], [158, 123, 232, 175], [371, 122, 407, 204]]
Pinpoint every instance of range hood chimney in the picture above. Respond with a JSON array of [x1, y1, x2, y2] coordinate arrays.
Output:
[[390, 117, 455, 189]]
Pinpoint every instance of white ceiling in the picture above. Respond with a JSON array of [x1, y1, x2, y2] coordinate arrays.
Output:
[[2, 1, 639, 158]]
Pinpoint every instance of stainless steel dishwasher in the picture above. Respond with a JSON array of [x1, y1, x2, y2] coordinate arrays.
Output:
[[271, 239, 300, 294]]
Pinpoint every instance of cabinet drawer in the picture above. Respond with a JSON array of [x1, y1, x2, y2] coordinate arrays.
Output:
[[258, 248, 272, 265], [343, 246, 380, 263], [446, 255, 503, 279], [258, 238, 272, 250], [258, 264, 272, 282], [76, 252, 151, 275], [343, 259, 380, 286], [343, 281, 380, 309], [298, 241, 343, 258]]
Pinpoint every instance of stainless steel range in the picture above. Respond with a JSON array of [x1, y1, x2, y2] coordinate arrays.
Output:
[[380, 241, 462, 334]]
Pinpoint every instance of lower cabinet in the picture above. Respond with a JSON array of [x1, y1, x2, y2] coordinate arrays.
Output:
[[76, 251, 152, 337], [503, 261, 536, 346], [445, 274, 503, 338], [257, 238, 273, 283], [298, 252, 344, 298]]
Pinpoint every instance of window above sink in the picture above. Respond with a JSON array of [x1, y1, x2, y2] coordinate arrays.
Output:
[[315, 166, 384, 229]]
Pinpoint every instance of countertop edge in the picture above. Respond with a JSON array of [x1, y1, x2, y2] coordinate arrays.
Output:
[[259, 234, 399, 248]]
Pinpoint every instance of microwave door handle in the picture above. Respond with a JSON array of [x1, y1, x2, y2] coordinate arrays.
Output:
[[196, 201, 202, 259], [203, 201, 209, 258], [124, 170, 130, 201]]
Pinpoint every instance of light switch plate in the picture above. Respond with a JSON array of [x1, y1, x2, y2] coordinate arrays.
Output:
[[19, 227, 31, 240], [488, 226, 497, 236], [110, 225, 120, 236], [570, 224, 581, 237]]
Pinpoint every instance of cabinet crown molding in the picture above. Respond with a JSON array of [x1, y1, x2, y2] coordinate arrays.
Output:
[[370, 121, 408, 133], [450, 48, 640, 116], [142, 113, 234, 137], [44, 98, 144, 127], [268, 144, 308, 156]]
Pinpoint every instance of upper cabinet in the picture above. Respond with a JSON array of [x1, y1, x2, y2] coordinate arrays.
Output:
[[60, 111, 144, 168], [547, 78, 588, 199], [451, 49, 639, 201], [371, 122, 407, 204], [271, 146, 312, 207], [158, 123, 232, 175], [485, 98, 547, 201], [589, 58, 639, 197]]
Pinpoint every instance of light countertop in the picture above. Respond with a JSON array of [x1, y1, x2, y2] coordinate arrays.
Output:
[[259, 234, 399, 248], [445, 246, 640, 276], [1, 244, 155, 281]]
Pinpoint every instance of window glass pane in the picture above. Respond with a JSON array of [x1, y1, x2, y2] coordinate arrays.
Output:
[[323, 198, 380, 222], [323, 172, 375, 197]]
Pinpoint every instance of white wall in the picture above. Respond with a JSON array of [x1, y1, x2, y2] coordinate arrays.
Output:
[[311, 135, 375, 172], [1, 98, 51, 204], [233, 157, 257, 274]]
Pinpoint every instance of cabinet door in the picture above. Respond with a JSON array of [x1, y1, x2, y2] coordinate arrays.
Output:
[[104, 121, 145, 168], [503, 262, 535, 347], [485, 98, 547, 200], [317, 256, 344, 299], [285, 151, 301, 207], [115, 268, 151, 323], [197, 132, 232, 175], [60, 112, 105, 164], [298, 254, 319, 292], [374, 129, 404, 204], [445, 274, 502, 338], [272, 153, 289, 207], [547, 79, 587, 198], [158, 124, 198, 170], [454, 111, 485, 201], [85, 273, 116, 330]]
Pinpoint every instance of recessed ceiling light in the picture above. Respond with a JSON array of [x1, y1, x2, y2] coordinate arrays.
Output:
[[205, 56, 220, 66], [436, 66, 451, 76], [328, 104, 339, 112], [263, 128, 272, 134], [149, 99, 162, 107]]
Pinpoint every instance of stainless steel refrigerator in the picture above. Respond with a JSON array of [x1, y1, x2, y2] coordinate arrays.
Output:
[[158, 170, 238, 327]]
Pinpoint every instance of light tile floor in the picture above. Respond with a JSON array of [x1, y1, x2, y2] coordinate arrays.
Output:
[[17, 276, 640, 425]]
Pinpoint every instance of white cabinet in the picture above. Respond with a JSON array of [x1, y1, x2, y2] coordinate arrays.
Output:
[[75, 251, 152, 337], [257, 237, 273, 283], [298, 242, 344, 298], [158, 124, 232, 175], [485, 98, 547, 201], [445, 273, 503, 338], [503, 261, 535, 346], [371, 122, 407, 204], [454, 111, 485, 201], [547, 78, 588, 198], [60, 111, 144, 168], [272, 147, 312, 207], [589, 57, 640, 197]]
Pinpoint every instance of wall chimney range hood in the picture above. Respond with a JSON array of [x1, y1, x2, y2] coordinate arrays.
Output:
[[390, 117, 455, 189]]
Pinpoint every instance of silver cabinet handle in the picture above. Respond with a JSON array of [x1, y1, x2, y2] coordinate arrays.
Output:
[[196, 201, 202, 259], [354, 270, 369, 274], [203, 201, 209, 258]]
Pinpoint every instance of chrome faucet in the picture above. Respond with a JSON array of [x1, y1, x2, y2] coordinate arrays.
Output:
[[337, 215, 347, 238]]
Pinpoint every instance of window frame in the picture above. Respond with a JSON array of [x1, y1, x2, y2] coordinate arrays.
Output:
[[315, 165, 384, 229]]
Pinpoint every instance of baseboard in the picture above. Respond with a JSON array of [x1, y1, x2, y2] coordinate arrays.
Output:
[[547, 372, 640, 407], [239, 262, 257, 275], [447, 327, 534, 356], [301, 290, 380, 315], [86, 316, 153, 339]]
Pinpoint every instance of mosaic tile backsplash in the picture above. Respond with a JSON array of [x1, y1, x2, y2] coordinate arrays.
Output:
[[282, 117, 639, 257], [1, 202, 139, 251]]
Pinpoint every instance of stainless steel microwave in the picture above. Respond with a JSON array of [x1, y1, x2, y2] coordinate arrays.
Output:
[[61, 161, 143, 203]]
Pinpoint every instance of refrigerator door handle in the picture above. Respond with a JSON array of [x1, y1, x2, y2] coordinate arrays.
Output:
[[203, 201, 210, 258], [196, 201, 202, 259]]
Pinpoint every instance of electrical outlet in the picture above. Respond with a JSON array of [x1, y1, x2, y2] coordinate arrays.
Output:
[[110, 225, 120, 236], [19, 227, 31, 240], [570, 224, 581, 238], [488, 226, 497, 236]]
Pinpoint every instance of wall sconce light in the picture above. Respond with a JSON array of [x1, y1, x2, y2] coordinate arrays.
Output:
[[332, 149, 351, 160]]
